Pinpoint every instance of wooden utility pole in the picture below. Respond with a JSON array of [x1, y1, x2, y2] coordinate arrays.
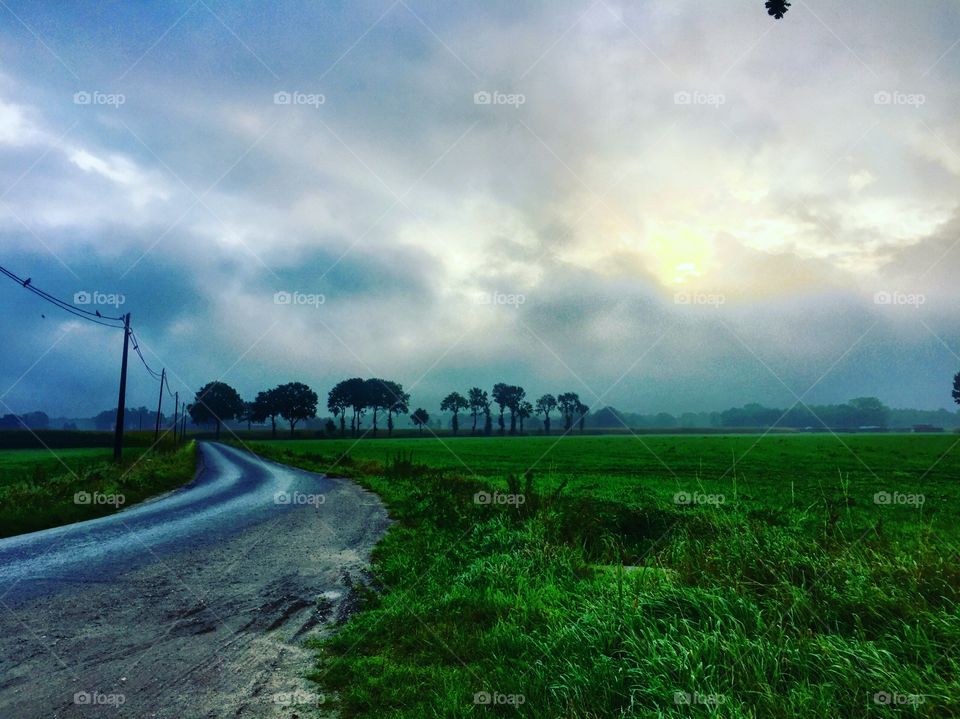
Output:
[[172, 391, 179, 443], [113, 313, 131, 462], [154, 368, 165, 442]]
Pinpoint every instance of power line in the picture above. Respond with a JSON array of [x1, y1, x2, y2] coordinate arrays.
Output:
[[0, 264, 126, 328], [0, 264, 125, 321], [130, 330, 163, 381], [0, 263, 172, 385], [2, 263, 182, 456]]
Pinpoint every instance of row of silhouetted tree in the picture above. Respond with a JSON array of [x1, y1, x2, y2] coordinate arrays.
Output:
[[185, 378, 591, 438], [439, 386, 589, 436], [188, 381, 319, 439], [184, 371, 960, 438], [191, 371, 960, 439]]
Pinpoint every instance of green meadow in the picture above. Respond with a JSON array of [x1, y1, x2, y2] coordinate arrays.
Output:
[[0, 441, 196, 536], [0, 447, 124, 487], [246, 433, 959, 718]]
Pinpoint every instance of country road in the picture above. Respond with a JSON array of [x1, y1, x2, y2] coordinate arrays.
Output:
[[0, 442, 390, 718]]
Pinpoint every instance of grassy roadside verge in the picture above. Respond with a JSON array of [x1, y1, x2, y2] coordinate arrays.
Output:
[[0, 441, 197, 537], [245, 438, 959, 718]]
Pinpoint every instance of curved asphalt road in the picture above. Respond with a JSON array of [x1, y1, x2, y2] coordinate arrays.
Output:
[[0, 442, 341, 603], [0, 442, 390, 718]]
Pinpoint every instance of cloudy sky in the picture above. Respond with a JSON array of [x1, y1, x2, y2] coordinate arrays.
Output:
[[1, 0, 959, 418]]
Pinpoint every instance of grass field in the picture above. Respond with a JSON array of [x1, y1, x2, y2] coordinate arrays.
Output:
[[0, 429, 162, 450], [0, 447, 134, 487], [0, 441, 197, 537], [245, 433, 960, 718]]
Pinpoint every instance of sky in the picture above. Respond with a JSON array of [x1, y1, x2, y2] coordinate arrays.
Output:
[[1, 0, 959, 418]]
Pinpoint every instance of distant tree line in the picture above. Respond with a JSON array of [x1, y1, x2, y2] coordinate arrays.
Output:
[[438, 386, 589, 436], [0, 411, 50, 430], [182, 378, 594, 438], [11, 372, 960, 437], [720, 397, 890, 429], [326, 378, 410, 437], [93, 406, 166, 432], [187, 380, 319, 439], [2, 408, 171, 432], [593, 398, 960, 431]]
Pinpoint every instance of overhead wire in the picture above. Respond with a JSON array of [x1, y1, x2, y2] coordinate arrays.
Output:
[[1, 264, 174, 388], [130, 330, 163, 381], [0, 264, 126, 326]]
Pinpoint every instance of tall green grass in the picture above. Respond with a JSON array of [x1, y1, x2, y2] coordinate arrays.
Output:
[[0, 441, 197, 536], [247, 436, 959, 718]]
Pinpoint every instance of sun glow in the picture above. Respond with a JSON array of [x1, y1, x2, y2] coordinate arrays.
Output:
[[646, 222, 713, 284]]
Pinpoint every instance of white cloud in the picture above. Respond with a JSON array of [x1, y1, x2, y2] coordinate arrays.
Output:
[[848, 169, 875, 192], [0, 99, 40, 146], [68, 148, 170, 205], [2, 0, 960, 414]]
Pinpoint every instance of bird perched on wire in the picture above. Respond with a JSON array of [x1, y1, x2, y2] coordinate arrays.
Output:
[[23, 277, 31, 287], [766, 0, 790, 19], [96, 310, 102, 317]]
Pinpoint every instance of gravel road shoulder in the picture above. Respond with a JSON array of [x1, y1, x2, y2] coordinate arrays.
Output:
[[0, 456, 390, 718]]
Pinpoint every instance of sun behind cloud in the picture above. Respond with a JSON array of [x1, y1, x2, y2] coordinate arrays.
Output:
[[645, 221, 713, 285]]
